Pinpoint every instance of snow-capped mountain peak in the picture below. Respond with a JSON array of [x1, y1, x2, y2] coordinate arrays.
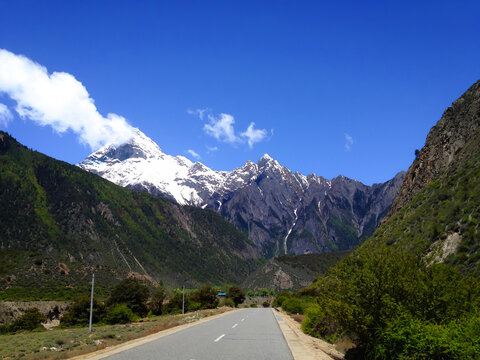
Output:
[[78, 129, 405, 257]]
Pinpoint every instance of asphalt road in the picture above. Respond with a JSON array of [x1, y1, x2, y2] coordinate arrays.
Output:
[[103, 308, 294, 360]]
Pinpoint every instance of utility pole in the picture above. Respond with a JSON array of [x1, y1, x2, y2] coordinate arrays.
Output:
[[182, 284, 185, 315], [89, 273, 95, 332]]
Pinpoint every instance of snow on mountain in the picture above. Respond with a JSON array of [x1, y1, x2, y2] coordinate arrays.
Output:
[[78, 129, 406, 257], [78, 128, 258, 205]]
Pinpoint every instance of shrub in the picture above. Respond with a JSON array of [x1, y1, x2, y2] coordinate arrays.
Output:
[[104, 304, 136, 325], [272, 293, 290, 307], [262, 301, 270, 308], [165, 292, 188, 314], [282, 298, 305, 314], [149, 287, 166, 316], [220, 297, 235, 308], [188, 285, 218, 310], [227, 286, 245, 307], [62, 295, 106, 326], [107, 278, 150, 317], [10, 308, 46, 332], [373, 313, 480, 360]]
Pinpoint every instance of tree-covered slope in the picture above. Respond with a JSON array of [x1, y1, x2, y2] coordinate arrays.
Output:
[[0, 132, 261, 299]]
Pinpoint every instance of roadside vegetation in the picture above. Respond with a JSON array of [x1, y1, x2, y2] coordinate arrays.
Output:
[[0, 279, 254, 358], [276, 244, 480, 359]]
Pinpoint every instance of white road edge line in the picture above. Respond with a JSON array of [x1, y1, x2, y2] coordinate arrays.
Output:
[[232, 323, 238, 328], [214, 334, 225, 342]]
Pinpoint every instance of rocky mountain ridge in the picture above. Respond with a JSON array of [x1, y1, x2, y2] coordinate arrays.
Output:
[[385, 79, 480, 222], [79, 131, 405, 257]]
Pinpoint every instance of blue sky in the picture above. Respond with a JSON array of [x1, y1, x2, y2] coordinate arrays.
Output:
[[0, 1, 479, 185]]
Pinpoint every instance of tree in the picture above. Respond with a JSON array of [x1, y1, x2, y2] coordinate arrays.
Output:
[[189, 285, 219, 309], [165, 291, 188, 314], [107, 278, 150, 317], [62, 295, 106, 326], [227, 286, 246, 307], [150, 287, 166, 315]]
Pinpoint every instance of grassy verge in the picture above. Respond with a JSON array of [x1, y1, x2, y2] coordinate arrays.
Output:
[[0, 307, 232, 360]]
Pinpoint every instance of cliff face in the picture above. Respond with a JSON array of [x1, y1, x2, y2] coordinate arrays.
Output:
[[371, 80, 480, 273], [385, 80, 480, 221]]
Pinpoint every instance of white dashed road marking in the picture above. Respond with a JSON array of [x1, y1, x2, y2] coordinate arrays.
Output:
[[214, 334, 225, 342], [232, 323, 238, 328]]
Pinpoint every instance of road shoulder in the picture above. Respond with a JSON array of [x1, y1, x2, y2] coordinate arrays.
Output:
[[272, 308, 344, 360]]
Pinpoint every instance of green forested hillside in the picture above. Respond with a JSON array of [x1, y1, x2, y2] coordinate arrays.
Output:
[[0, 132, 262, 300], [288, 81, 480, 359]]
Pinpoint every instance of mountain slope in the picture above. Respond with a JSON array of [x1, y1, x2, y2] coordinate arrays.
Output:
[[242, 251, 350, 291], [294, 80, 480, 359], [374, 79, 480, 271], [79, 133, 405, 257], [0, 132, 261, 299]]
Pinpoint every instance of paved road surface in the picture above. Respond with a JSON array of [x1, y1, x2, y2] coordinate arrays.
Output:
[[103, 308, 294, 360]]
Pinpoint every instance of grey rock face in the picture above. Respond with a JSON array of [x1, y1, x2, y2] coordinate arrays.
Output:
[[79, 133, 405, 257], [209, 157, 405, 256]]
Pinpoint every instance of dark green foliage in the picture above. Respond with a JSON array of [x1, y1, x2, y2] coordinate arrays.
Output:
[[107, 278, 150, 316], [302, 243, 480, 359], [149, 286, 166, 315], [262, 300, 270, 308], [188, 285, 219, 310], [104, 304, 136, 325], [272, 293, 290, 307], [374, 313, 480, 360], [164, 292, 187, 314], [62, 295, 106, 326], [226, 286, 245, 307], [220, 297, 235, 308], [10, 308, 46, 332], [282, 297, 305, 314]]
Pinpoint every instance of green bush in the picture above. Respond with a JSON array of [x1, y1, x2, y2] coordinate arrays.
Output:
[[227, 286, 245, 307], [220, 297, 235, 308], [188, 285, 218, 310], [149, 287, 166, 316], [262, 301, 270, 308], [62, 295, 106, 326], [107, 278, 150, 317], [374, 313, 480, 360], [104, 304, 136, 325], [272, 294, 289, 307], [10, 308, 46, 332], [282, 298, 305, 314], [301, 304, 340, 342], [188, 301, 202, 311], [165, 292, 188, 314]]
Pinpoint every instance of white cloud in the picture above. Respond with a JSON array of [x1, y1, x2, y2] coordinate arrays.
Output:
[[206, 145, 218, 153], [203, 113, 239, 144], [189, 108, 269, 149], [241, 122, 268, 149], [344, 133, 354, 151], [0, 49, 135, 150], [187, 149, 201, 159], [0, 103, 13, 127], [187, 108, 209, 121]]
